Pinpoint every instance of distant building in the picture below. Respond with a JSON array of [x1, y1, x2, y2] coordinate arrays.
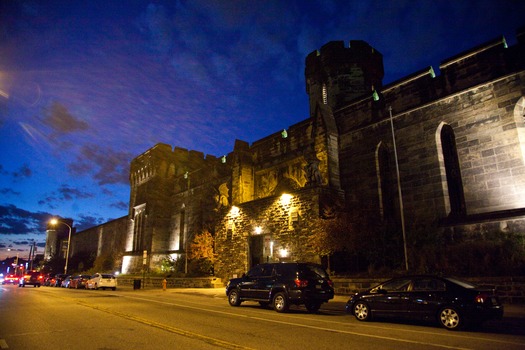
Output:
[[54, 26, 525, 280]]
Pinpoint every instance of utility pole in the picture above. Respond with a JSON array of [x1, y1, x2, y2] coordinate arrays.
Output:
[[389, 106, 409, 271]]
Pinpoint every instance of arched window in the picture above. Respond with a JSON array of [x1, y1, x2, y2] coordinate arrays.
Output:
[[376, 142, 395, 220], [440, 125, 466, 217]]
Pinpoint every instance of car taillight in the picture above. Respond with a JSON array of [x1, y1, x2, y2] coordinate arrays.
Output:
[[294, 278, 308, 288], [475, 293, 490, 304], [327, 279, 334, 287]]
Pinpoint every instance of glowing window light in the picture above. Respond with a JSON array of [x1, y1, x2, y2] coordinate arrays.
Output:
[[322, 84, 328, 104]]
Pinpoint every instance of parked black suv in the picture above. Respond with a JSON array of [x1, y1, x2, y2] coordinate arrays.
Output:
[[226, 262, 334, 313]]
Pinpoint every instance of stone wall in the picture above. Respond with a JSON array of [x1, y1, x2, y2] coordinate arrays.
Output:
[[72, 216, 128, 262]]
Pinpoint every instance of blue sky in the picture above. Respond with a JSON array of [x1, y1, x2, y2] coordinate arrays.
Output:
[[1, 0, 524, 260]]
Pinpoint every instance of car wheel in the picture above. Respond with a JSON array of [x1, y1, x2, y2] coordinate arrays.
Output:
[[272, 292, 289, 313], [353, 301, 371, 321], [439, 307, 462, 330], [305, 301, 321, 313], [228, 290, 241, 306]]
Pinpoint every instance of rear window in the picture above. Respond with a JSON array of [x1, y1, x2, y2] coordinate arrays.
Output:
[[445, 277, 477, 289], [101, 274, 114, 279], [300, 264, 329, 279]]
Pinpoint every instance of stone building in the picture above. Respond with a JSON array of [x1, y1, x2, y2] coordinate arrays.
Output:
[[56, 26, 525, 280]]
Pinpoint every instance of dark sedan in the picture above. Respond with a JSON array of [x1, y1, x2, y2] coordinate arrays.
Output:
[[69, 275, 91, 289], [346, 275, 503, 330]]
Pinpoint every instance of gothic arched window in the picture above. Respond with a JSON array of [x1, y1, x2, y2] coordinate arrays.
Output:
[[441, 125, 466, 217]]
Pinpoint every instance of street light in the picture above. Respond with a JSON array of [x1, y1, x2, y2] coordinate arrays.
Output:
[[49, 218, 72, 274]]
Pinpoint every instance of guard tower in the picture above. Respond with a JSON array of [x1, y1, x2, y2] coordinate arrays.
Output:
[[305, 40, 384, 113]]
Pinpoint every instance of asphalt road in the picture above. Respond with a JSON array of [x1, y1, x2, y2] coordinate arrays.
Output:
[[1, 284, 524, 350]]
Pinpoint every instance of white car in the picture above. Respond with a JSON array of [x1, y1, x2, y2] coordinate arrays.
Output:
[[86, 273, 117, 290]]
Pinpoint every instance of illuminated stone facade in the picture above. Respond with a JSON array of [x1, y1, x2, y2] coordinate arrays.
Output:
[[61, 26, 525, 279]]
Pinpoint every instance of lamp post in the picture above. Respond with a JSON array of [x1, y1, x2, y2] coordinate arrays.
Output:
[[50, 218, 72, 274]]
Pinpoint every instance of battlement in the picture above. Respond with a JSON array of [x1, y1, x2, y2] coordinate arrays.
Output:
[[130, 143, 223, 187], [335, 26, 525, 130]]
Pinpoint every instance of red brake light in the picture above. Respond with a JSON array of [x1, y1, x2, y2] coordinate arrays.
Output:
[[294, 278, 308, 288], [327, 279, 334, 287], [475, 293, 490, 304]]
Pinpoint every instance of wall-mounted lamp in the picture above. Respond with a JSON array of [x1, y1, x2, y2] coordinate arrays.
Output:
[[254, 226, 262, 235], [280, 193, 292, 206], [230, 206, 240, 218]]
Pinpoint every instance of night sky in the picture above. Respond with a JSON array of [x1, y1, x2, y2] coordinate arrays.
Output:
[[1, 0, 524, 260]]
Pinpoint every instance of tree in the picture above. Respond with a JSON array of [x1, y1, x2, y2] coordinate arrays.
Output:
[[308, 211, 358, 273], [187, 230, 216, 276]]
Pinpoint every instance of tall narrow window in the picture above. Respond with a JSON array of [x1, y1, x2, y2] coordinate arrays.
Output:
[[322, 84, 328, 105], [133, 204, 146, 251], [441, 125, 466, 217], [376, 143, 395, 220]]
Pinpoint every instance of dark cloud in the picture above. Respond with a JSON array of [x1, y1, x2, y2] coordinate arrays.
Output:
[[68, 144, 131, 185], [1, 188, 21, 196], [75, 214, 106, 231], [12, 164, 32, 179], [42, 101, 89, 134], [0, 204, 52, 235], [57, 185, 94, 201], [37, 185, 94, 209], [37, 196, 58, 208], [110, 201, 128, 211]]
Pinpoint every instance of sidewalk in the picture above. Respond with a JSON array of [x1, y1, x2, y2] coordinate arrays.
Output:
[[123, 286, 525, 319]]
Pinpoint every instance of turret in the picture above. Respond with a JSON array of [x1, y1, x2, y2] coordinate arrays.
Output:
[[305, 40, 384, 113]]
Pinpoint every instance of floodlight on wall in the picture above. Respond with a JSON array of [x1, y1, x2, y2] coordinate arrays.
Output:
[[230, 206, 240, 218], [221, 155, 227, 163], [254, 226, 262, 235], [281, 129, 288, 138], [279, 248, 289, 258], [280, 193, 292, 206]]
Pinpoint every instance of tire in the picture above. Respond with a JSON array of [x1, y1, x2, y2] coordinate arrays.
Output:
[[228, 290, 241, 306], [272, 292, 289, 313], [112, 287, 116, 291], [439, 307, 462, 330], [305, 301, 321, 313], [353, 301, 371, 321]]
